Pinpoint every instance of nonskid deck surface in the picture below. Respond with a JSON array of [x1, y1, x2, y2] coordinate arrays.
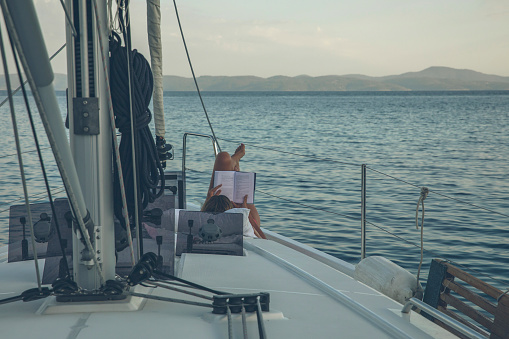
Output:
[[0, 239, 454, 339]]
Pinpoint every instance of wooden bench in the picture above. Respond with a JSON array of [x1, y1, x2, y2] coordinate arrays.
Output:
[[423, 259, 509, 339]]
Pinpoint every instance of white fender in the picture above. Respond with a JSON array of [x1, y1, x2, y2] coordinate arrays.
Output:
[[354, 256, 423, 304]]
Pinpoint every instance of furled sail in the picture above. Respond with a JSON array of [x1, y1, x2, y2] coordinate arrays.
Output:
[[146, 0, 164, 138]]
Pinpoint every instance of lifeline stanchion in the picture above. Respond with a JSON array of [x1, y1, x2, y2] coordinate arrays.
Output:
[[415, 186, 429, 289], [361, 164, 367, 260]]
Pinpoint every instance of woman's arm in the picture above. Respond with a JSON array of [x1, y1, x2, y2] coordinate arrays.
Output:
[[206, 184, 222, 200], [239, 195, 266, 239]]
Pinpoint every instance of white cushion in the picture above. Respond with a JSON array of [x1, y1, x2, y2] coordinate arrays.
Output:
[[225, 208, 256, 238]]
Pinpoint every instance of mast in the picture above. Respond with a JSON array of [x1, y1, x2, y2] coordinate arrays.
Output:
[[66, 0, 115, 288]]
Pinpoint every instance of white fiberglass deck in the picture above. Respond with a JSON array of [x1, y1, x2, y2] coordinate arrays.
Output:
[[0, 238, 454, 338]]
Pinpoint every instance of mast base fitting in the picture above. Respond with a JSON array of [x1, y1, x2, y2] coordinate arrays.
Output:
[[55, 280, 128, 302]]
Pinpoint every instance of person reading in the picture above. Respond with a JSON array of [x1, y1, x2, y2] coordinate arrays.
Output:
[[203, 144, 266, 239], [213, 171, 255, 204]]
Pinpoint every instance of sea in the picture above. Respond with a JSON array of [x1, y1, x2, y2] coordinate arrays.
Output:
[[0, 90, 508, 292]]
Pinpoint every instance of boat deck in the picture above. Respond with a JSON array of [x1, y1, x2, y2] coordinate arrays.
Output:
[[0, 238, 455, 338]]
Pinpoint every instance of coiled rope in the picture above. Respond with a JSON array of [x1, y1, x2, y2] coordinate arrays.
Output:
[[109, 32, 164, 227]]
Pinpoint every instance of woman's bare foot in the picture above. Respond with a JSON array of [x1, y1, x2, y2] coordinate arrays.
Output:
[[231, 144, 245, 171]]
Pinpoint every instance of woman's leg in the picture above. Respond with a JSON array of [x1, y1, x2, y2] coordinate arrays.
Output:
[[209, 144, 245, 190]]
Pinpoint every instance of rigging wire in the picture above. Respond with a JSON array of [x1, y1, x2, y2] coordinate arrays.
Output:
[[1, 0, 104, 285], [58, 0, 77, 38], [0, 187, 65, 209], [153, 269, 228, 295], [0, 287, 51, 306], [218, 137, 509, 219], [0, 23, 42, 290], [118, 0, 142, 258], [426, 189, 509, 219], [366, 219, 508, 287], [218, 137, 359, 167], [0, 43, 66, 109], [257, 189, 357, 221], [0, 188, 66, 215], [145, 280, 214, 300], [367, 166, 509, 219], [129, 291, 214, 308], [172, 0, 221, 152], [8, 33, 70, 278], [0, 147, 51, 161], [365, 166, 420, 188]]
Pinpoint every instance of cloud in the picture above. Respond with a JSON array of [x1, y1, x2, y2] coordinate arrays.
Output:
[[21, 0, 509, 77]]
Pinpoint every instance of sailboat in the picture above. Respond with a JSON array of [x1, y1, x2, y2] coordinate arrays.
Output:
[[0, 1, 507, 338]]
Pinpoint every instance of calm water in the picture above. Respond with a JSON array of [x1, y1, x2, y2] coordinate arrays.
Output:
[[1, 91, 508, 290]]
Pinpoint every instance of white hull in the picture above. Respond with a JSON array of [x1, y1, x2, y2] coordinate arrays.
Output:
[[0, 234, 455, 339]]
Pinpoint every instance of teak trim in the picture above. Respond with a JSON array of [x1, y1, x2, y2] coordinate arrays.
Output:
[[423, 259, 509, 339]]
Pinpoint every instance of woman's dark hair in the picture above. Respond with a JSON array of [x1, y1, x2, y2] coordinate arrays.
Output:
[[201, 195, 234, 213]]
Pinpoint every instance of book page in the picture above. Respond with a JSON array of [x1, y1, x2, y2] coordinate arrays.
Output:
[[233, 172, 256, 204], [213, 171, 235, 201]]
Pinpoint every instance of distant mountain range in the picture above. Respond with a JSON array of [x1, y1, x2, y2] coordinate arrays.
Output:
[[2, 67, 509, 91]]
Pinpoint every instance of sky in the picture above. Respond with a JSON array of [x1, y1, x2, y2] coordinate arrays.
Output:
[[14, 0, 509, 77]]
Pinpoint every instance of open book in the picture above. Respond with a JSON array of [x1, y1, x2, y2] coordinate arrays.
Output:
[[213, 171, 256, 204]]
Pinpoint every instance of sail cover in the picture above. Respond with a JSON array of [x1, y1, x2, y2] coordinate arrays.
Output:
[[147, 0, 165, 137]]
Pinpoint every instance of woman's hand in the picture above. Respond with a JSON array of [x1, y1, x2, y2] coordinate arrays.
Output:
[[242, 195, 249, 208], [232, 195, 249, 209], [207, 184, 222, 199]]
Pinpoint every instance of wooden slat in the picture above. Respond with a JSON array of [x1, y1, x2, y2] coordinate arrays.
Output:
[[441, 293, 494, 330], [423, 260, 450, 312], [444, 280, 497, 315], [491, 294, 509, 339], [437, 305, 490, 338], [439, 260, 502, 299]]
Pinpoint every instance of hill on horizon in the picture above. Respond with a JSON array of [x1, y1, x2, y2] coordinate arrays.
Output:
[[161, 66, 509, 91], [2, 66, 509, 91]]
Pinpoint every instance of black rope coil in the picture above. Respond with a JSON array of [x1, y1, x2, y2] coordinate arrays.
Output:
[[109, 32, 164, 228]]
